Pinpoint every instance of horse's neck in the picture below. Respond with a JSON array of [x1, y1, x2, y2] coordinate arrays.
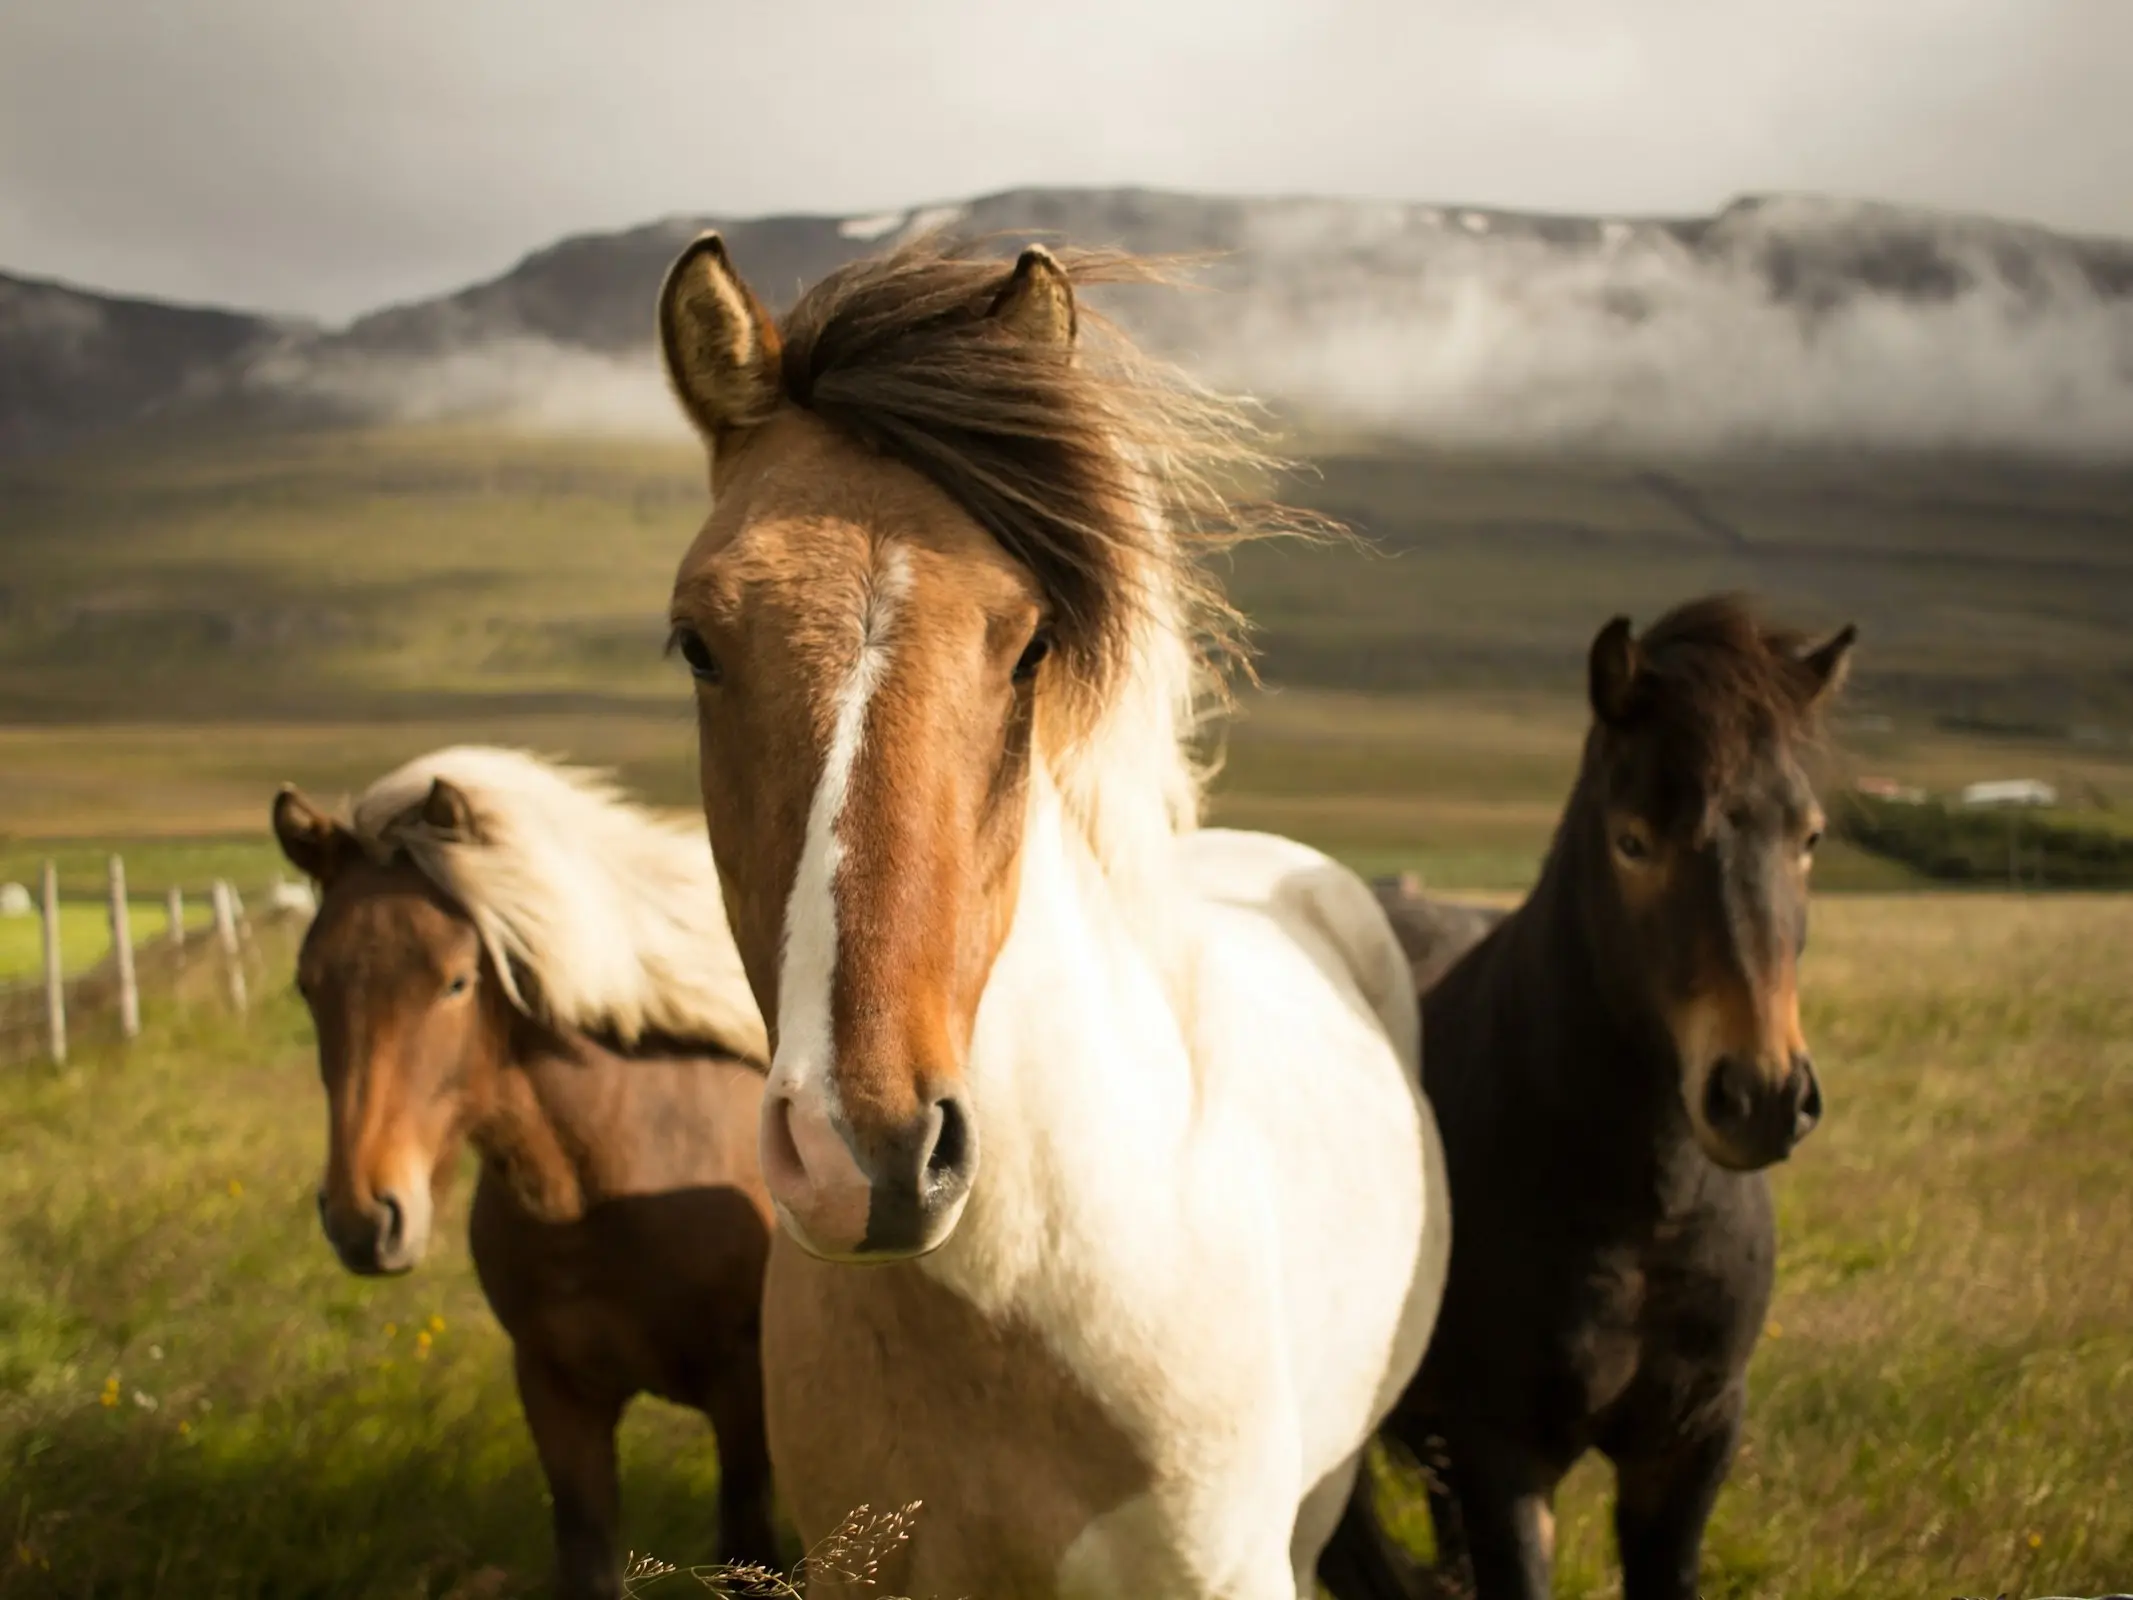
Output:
[[1503, 794, 1699, 1185], [480, 1028, 699, 1218], [929, 782, 1198, 1311]]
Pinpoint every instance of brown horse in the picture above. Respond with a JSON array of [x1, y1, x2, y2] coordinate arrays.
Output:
[[271, 747, 778, 1600], [1321, 596, 1854, 1600]]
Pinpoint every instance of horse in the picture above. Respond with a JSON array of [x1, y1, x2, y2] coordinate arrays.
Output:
[[270, 746, 780, 1600], [1369, 876, 1507, 997], [1318, 597, 1855, 1600], [654, 231, 1451, 1598]]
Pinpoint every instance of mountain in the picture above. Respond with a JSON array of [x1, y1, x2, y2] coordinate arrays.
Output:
[[8, 187, 2133, 459], [0, 270, 302, 457]]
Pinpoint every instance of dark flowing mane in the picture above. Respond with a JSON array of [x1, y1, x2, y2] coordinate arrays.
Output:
[[769, 234, 1319, 708]]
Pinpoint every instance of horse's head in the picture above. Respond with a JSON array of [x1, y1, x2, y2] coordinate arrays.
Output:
[[657, 234, 1251, 1262], [1578, 597, 1855, 1170], [274, 780, 502, 1274]]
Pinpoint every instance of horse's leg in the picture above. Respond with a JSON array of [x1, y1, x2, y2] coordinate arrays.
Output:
[[1443, 1431, 1551, 1600], [1611, 1400, 1741, 1600], [704, 1352, 780, 1573], [1418, 1431, 1474, 1595], [1309, 1451, 1434, 1600], [514, 1345, 628, 1600]]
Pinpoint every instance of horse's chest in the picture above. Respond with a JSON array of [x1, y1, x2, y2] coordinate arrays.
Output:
[[762, 1239, 1156, 1597], [1571, 1227, 1770, 1451], [1497, 1232, 1749, 1457], [1557, 1258, 1652, 1414]]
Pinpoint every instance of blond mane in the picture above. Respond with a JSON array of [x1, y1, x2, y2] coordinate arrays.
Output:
[[350, 746, 768, 1064]]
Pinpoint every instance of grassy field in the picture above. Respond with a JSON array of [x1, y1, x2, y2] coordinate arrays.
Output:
[[3, 418, 2130, 1594], [7, 680, 2133, 898], [5, 422, 2133, 730], [1, 895, 2126, 1598], [0, 901, 216, 982], [5, 417, 2132, 867]]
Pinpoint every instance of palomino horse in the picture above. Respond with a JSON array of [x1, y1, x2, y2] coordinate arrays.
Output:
[[1319, 597, 1854, 1600], [272, 747, 779, 1600], [656, 233, 1450, 1598]]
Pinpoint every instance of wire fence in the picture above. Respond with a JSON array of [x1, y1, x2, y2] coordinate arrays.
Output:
[[0, 858, 313, 1067]]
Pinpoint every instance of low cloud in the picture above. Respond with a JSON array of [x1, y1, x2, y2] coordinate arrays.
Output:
[[247, 195, 2133, 461]]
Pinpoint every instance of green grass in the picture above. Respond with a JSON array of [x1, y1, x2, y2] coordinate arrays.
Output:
[[0, 839, 292, 901], [1369, 894, 2133, 1598], [2, 899, 2127, 1597], [0, 984, 739, 1600], [0, 902, 214, 982], [4, 418, 2131, 1593]]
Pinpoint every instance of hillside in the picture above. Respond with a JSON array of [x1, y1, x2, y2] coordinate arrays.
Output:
[[4, 422, 2130, 728], [6, 188, 2131, 862], [9, 186, 2133, 459], [0, 271, 300, 458], [271, 189, 2133, 458]]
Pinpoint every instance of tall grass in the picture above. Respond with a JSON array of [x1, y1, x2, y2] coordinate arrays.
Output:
[[0, 898, 2126, 1596]]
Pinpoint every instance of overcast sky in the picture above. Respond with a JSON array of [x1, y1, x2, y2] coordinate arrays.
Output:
[[3, 0, 2128, 322]]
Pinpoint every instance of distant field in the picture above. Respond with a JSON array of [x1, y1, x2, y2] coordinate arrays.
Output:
[[2, 896, 2124, 1598], [0, 900, 214, 982], [5, 420, 2130, 893], [6, 683, 2132, 901], [4, 422, 2132, 728]]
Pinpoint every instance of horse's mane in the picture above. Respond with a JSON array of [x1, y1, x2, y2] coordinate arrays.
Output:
[[1636, 593, 1832, 751], [1594, 592, 1846, 832], [773, 235, 1325, 900], [350, 746, 768, 1065]]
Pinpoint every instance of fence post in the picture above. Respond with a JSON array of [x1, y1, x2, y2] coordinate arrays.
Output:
[[41, 860, 66, 1066], [166, 885, 185, 948], [108, 855, 140, 1041], [212, 880, 248, 1015]]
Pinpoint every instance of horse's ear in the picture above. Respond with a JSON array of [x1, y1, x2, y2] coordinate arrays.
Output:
[[658, 231, 783, 444], [1588, 615, 1642, 726], [988, 245, 1077, 349], [1798, 623, 1857, 706], [272, 786, 354, 884], [419, 777, 481, 841]]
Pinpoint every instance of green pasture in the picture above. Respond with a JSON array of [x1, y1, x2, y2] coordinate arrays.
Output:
[[2, 419, 2131, 1594], [0, 901, 215, 983], [2, 897, 2126, 1597]]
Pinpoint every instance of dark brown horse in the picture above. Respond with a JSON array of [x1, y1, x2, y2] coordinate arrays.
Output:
[[271, 747, 779, 1600], [1322, 596, 1854, 1600]]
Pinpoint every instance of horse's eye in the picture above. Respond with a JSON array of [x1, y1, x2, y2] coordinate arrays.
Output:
[[1803, 828, 1824, 857], [1013, 630, 1053, 684], [1615, 831, 1651, 862], [443, 973, 473, 999], [669, 626, 722, 685]]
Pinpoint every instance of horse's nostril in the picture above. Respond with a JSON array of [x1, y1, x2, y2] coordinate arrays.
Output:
[[927, 1095, 969, 1182], [1703, 1058, 1752, 1131], [376, 1192, 405, 1248], [1793, 1057, 1823, 1134]]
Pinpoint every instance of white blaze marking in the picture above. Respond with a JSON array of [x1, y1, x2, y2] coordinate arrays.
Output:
[[772, 546, 913, 1090]]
